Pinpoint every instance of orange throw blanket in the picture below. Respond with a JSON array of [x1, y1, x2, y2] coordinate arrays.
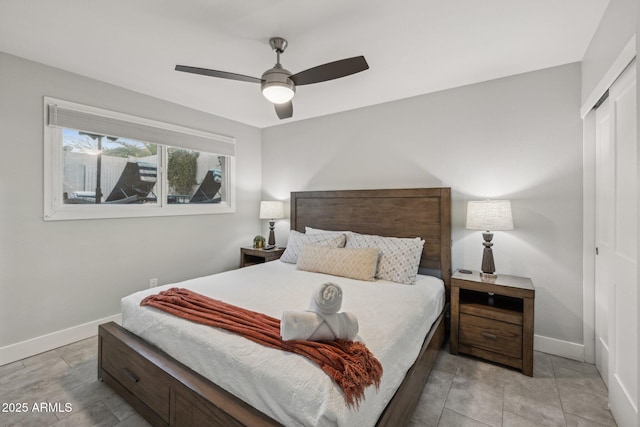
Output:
[[140, 287, 382, 407]]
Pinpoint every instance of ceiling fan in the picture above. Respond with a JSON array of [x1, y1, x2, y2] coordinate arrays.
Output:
[[175, 37, 369, 120]]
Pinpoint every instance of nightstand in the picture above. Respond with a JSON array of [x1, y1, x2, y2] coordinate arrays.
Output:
[[450, 269, 535, 376], [240, 247, 285, 268]]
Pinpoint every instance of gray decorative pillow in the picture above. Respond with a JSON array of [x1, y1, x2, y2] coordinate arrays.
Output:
[[305, 226, 352, 235], [345, 233, 424, 285], [280, 230, 346, 264]]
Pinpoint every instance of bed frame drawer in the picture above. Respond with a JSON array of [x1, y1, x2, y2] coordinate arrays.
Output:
[[100, 328, 171, 424], [459, 313, 522, 359], [99, 322, 284, 427], [173, 386, 246, 427]]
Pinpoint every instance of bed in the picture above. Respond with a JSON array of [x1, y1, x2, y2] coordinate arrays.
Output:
[[98, 187, 452, 426]]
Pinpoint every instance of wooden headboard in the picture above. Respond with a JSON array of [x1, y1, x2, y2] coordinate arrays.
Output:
[[290, 188, 452, 293]]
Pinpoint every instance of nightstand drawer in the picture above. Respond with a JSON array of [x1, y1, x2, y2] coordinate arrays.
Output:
[[459, 313, 522, 359]]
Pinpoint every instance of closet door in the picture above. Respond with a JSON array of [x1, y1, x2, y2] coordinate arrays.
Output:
[[595, 59, 638, 427], [594, 96, 612, 386]]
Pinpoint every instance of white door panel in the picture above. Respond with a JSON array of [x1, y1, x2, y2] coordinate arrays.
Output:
[[596, 59, 638, 427], [595, 97, 612, 385], [608, 60, 638, 427]]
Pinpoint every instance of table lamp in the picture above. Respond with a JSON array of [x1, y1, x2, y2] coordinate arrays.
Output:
[[259, 201, 285, 248], [466, 200, 514, 279]]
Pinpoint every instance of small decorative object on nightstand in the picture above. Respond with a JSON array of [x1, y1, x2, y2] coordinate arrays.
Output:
[[253, 235, 266, 248], [450, 269, 535, 376], [240, 246, 285, 268]]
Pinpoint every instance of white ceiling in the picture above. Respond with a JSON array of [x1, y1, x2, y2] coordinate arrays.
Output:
[[0, 0, 609, 128]]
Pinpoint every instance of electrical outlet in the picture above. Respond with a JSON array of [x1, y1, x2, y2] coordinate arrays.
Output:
[[149, 278, 158, 288]]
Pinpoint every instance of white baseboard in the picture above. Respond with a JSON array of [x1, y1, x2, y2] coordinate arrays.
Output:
[[0, 319, 589, 367], [534, 334, 585, 362], [0, 313, 122, 367]]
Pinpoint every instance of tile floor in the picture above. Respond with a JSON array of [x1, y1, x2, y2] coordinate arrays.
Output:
[[0, 337, 616, 426], [409, 347, 616, 427]]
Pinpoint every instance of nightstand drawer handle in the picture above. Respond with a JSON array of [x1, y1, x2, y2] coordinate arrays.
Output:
[[481, 332, 498, 340], [122, 368, 140, 383]]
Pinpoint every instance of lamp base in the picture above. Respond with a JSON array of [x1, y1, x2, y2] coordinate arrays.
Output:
[[480, 272, 497, 280], [267, 220, 276, 246], [480, 232, 496, 276]]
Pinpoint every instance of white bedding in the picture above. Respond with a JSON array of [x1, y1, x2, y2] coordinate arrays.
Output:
[[121, 260, 445, 427]]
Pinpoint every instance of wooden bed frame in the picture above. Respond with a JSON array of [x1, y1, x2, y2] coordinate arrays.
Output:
[[98, 187, 451, 426]]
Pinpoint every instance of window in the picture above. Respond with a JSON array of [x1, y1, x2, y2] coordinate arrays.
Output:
[[62, 130, 159, 205], [44, 97, 235, 220]]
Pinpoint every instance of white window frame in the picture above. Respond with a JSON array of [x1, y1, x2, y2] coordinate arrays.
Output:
[[44, 97, 236, 221]]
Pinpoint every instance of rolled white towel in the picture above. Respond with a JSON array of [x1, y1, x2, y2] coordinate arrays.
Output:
[[310, 282, 343, 314], [280, 311, 359, 341]]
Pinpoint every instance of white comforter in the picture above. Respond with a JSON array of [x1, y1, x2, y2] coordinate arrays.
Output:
[[121, 260, 444, 427]]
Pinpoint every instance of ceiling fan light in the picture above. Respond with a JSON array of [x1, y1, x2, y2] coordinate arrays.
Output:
[[261, 65, 295, 104], [262, 82, 295, 104]]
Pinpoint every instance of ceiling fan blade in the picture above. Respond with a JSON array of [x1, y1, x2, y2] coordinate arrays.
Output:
[[290, 56, 368, 86], [274, 101, 293, 120], [175, 65, 262, 84]]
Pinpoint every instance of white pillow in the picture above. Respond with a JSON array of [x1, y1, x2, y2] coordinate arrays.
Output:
[[345, 233, 424, 285], [297, 245, 380, 281], [305, 226, 352, 235], [280, 230, 346, 264]]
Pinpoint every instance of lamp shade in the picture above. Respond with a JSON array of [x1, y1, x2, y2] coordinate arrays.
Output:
[[259, 201, 285, 219], [466, 200, 514, 231]]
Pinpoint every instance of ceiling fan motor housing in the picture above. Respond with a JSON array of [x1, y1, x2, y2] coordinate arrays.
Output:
[[261, 64, 295, 104]]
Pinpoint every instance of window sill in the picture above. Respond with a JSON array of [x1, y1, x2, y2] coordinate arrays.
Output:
[[43, 202, 235, 221]]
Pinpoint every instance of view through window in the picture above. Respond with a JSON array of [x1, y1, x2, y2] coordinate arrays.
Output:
[[63, 129, 159, 205], [167, 147, 225, 204], [45, 98, 235, 220]]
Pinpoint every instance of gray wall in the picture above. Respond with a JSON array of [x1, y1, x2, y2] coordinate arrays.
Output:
[[0, 52, 262, 347], [262, 63, 585, 347], [581, 0, 638, 103]]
